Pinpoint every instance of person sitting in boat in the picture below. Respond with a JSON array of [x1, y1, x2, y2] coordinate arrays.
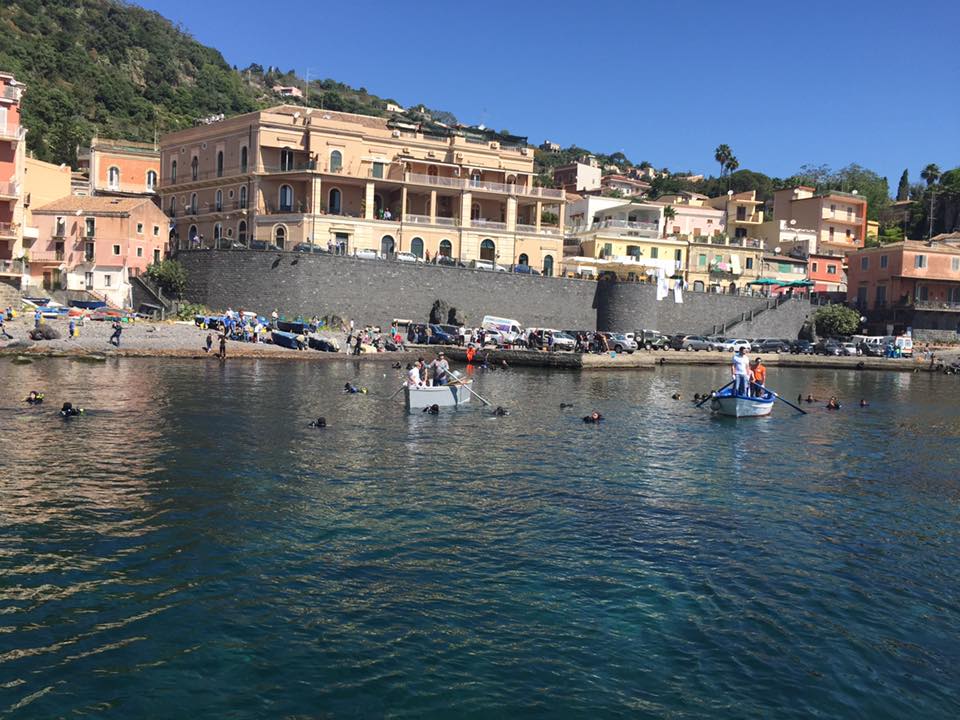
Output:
[[423, 404, 440, 415], [826, 396, 841, 410], [750, 357, 767, 396], [25, 390, 44, 404], [731, 346, 751, 396], [59, 402, 84, 417], [429, 352, 450, 386], [406, 363, 423, 388], [309, 417, 327, 427], [582, 411, 603, 423]]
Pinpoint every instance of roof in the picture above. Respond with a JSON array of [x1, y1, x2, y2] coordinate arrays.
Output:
[[33, 196, 157, 215], [847, 239, 960, 256]]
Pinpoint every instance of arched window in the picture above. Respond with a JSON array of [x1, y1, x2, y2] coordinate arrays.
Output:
[[191, 156, 199, 181], [480, 238, 496, 261], [410, 237, 424, 258], [439, 239, 452, 257], [471, 202, 481, 221], [216, 151, 224, 177], [543, 255, 554, 277], [274, 226, 286, 249], [215, 189, 223, 211], [280, 148, 294, 172], [168, 196, 176, 217], [188, 224, 198, 242], [240, 146, 248, 173], [146, 170, 157, 192], [239, 186, 247, 209], [470, 170, 482, 187], [190, 193, 198, 214], [693, 280, 705, 292], [170, 159, 177, 183], [213, 222, 223, 245], [518, 253, 529, 266], [108, 166, 120, 190], [279, 185, 293, 212], [329, 150, 343, 173], [328, 188, 341, 214], [380, 235, 395, 256], [238, 220, 247, 244]]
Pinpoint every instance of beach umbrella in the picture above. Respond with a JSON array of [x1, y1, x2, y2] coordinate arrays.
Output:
[[780, 279, 815, 287]]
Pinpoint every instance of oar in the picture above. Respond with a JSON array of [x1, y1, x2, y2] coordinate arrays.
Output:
[[696, 380, 733, 407], [388, 384, 407, 400], [754, 383, 807, 414], [448, 376, 492, 406]]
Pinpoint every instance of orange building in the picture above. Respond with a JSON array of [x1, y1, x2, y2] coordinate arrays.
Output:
[[0, 71, 26, 265], [807, 252, 846, 293], [846, 239, 960, 311], [772, 186, 868, 256], [28, 196, 169, 307], [78, 137, 160, 200]]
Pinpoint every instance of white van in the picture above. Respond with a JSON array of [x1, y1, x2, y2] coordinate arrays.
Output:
[[895, 335, 913, 357], [481, 315, 523, 343]]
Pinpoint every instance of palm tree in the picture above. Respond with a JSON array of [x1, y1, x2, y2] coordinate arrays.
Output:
[[714, 144, 732, 177], [725, 156, 739, 175], [921, 163, 941, 187], [662, 205, 676, 238]]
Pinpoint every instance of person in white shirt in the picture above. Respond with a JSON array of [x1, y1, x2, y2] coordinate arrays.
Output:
[[406, 362, 422, 387], [731, 346, 751, 396]]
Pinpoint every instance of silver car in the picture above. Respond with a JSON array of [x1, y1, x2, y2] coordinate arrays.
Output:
[[607, 333, 638, 353]]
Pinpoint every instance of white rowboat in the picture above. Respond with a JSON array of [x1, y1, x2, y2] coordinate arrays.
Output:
[[710, 387, 775, 417], [405, 381, 473, 412]]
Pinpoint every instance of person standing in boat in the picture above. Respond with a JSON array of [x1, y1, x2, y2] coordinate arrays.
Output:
[[430, 352, 450, 386], [750, 357, 767, 396], [731, 346, 751, 396], [406, 363, 423, 388]]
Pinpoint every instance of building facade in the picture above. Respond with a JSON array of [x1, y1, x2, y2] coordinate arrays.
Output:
[[708, 190, 764, 240], [0, 72, 26, 267], [656, 193, 726, 240], [761, 253, 809, 294], [807, 252, 846, 293], [78, 137, 161, 199], [160, 106, 565, 274], [28, 196, 169, 307], [772, 186, 868, 256], [552, 157, 601, 193], [599, 174, 649, 198], [686, 236, 764, 294]]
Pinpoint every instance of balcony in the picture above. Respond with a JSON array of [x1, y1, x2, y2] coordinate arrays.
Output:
[[27, 250, 66, 264], [0, 124, 26, 142], [589, 219, 660, 235], [472, 218, 508, 231], [403, 172, 564, 200], [1, 86, 22, 102], [914, 299, 960, 312], [0, 221, 16, 238], [0, 181, 19, 198], [822, 209, 862, 224], [733, 213, 763, 224], [166, 164, 253, 186], [258, 160, 317, 174], [0, 259, 25, 276]]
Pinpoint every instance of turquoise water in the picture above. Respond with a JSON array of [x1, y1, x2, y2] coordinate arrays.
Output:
[[1, 359, 959, 718]]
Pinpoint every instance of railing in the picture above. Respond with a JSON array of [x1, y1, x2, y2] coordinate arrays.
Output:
[[472, 219, 507, 230], [0, 124, 26, 141], [167, 165, 252, 185], [0, 259, 25, 275], [259, 161, 317, 173], [590, 219, 659, 233], [709, 237, 726, 245], [734, 213, 762, 223], [516, 223, 537, 233], [407, 172, 464, 189], [404, 172, 564, 199], [822, 209, 862, 223], [264, 202, 308, 214], [0, 221, 15, 237], [27, 250, 66, 263], [1, 86, 23, 101], [914, 300, 960, 311], [434, 216, 457, 226], [0, 181, 19, 197], [404, 214, 433, 225]]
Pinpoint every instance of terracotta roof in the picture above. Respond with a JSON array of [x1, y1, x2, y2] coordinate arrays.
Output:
[[33, 196, 155, 215]]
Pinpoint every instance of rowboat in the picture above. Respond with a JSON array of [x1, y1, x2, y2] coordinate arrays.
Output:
[[277, 320, 312, 334], [710, 387, 775, 417], [308, 335, 340, 352], [405, 381, 473, 412], [271, 330, 302, 349]]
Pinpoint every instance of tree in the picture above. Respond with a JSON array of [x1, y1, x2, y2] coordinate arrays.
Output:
[[896, 169, 910, 201], [921, 163, 941, 187], [662, 205, 676, 237], [146, 259, 187, 298], [714, 144, 732, 177], [725, 156, 739, 176], [813, 304, 861, 338]]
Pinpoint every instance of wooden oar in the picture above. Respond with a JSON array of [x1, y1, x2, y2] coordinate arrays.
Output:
[[388, 384, 407, 400], [448, 375, 492, 406], [753, 383, 807, 414], [696, 380, 734, 407]]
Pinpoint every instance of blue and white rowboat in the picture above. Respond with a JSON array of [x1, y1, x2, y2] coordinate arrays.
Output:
[[710, 387, 775, 417]]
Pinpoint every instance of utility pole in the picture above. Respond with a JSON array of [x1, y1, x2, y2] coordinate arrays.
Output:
[[304, 69, 309, 107], [928, 190, 936, 240]]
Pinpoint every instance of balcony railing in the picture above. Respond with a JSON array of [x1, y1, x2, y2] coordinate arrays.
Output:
[[259, 160, 318, 174], [404, 172, 564, 199], [166, 165, 252, 185], [914, 299, 960, 312], [472, 219, 507, 230], [27, 250, 66, 263], [0, 124, 26, 142], [0, 221, 16, 238], [590, 219, 660, 233], [822, 209, 862, 224], [0, 259, 25, 275], [1, 86, 22, 101], [0, 181, 19, 197]]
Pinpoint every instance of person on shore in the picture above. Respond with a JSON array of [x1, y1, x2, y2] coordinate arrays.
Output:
[[353, 333, 363, 356], [68, 318, 76, 340], [750, 357, 767, 396], [826, 396, 841, 410], [34, 309, 42, 329], [0, 314, 11, 340], [25, 391, 44, 404], [218, 333, 227, 360], [309, 417, 327, 428], [109, 320, 122, 347], [583, 411, 604, 423], [430, 352, 450, 386], [205, 333, 213, 353], [271, 309, 279, 328], [731, 346, 750, 396], [60, 402, 84, 417]]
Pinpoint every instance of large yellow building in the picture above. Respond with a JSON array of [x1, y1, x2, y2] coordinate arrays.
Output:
[[159, 106, 565, 273]]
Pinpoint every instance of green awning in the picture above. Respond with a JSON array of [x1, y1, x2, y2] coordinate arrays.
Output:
[[747, 278, 782, 285], [779, 279, 815, 287]]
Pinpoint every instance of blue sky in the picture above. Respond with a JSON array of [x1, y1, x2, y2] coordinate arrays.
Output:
[[138, 0, 958, 189]]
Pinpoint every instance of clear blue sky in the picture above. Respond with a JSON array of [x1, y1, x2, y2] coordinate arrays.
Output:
[[138, 0, 958, 190]]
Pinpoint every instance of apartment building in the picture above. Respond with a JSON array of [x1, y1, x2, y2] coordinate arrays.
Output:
[[28, 196, 169, 307], [807, 252, 846, 293], [77, 137, 161, 199], [159, 105, 565, 273], [761, 253, 808, 294], [772, 186, 868, 255], [598, 174, 649, 198], [552, 156, 601, 193], [707, 190, 764, 240], [0, 72, 26, 268], [656, 192, 726, 239], [686, 236, 764, 293]]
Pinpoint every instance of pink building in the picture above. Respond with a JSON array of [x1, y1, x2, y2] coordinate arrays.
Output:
[[656, 192, 726, 239], [28, 196, 170, 307], [0, 71, 26, 265]]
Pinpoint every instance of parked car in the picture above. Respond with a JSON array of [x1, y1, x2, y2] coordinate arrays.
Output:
[[634, 329, 670, 350], [671, 335, 714, 351], [716, 338, 752, 352], [427, 324, 457, 345], [436, 256, 465, 268], [756, 339, 789, 353], [228, 241, 247, 250], [394, 251, 422, 263], [605, 333, 638, 353], [481, 328, 507, 346], [857, 341, 884, 357], [470, 259, 508, 272], [749, 338, 770, 352], [355, 248, 381, 260], [840, 342, 859, 356], [790, 339, 814, 355], [249, 240, 283, 251], [814, 339, 843, 356], [513, 264, 542, 275], [292, 242, 327, 254], [550, 331, 576, 351]]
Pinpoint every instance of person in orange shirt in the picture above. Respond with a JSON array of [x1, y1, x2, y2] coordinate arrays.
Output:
[[466, 346, 476, 364], [750, 357, 767, 396]]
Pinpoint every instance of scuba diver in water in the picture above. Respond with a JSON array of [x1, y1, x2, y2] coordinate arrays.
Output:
[[309, 417, 327, 427], [343, 382, 367, 394], [582, 411, 603, 424], [423, 404, 440, 415], [59, 402, 84, 417]]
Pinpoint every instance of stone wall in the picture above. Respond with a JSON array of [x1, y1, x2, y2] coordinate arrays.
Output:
[[179, 250, 600, 330]]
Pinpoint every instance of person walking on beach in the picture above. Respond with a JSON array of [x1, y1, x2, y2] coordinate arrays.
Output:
[[205, 333, 213, 353], [731, 346, 750, 396], [353, 333, 363, 356], [109, 320, 122, 347], [68, 318, 76, 340], [0, 314, 11, 340]]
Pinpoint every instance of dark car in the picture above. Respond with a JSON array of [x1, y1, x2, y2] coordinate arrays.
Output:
[[756, 339, 789, 353], [250, 240, 283, 251], [636, 329, 670, 350], [427, 323, 457, 345], [436, 256, 465, 268], [292, 242, 327, 254], [790, 339, 814, 354], [857, 341, 884, 357], [814, 339, 843, 356], [513, 264, 541, 275]]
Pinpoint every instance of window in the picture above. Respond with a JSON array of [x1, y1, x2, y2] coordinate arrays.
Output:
[[880, 255, 888, 269], [915, 254, 927, 269], [171, 159, 177, 183], [238, 221, 247, 244], [734, 227, 747, 239], [85, 218, 96, 237], [136, 222, 144, 234], [372, 162, 384, 179], [675, 249, 682, 262], [54, 241, 64, 261], [188, 225, 198, 241], [146, 170, 157, 191], [410, 237, 424, 258], [274, 226, 286, 249], [136, 247, 144, 258], [279, 185, 294, 212], [153, 248, 161, 264], [827, 264, 837, 274], [953, 257, 960, 272], [169, 197, 176, 217], [917, 285, 928, 301], [240, 146, 248, 173], [650, 247, 659, 259], [860, 257, 869, 270], [215, 189, 223, 211], [846, 206, 853, 218], [745, 257, 754, 270], [190, 193, 198, 214], [856, 286, 867, 305], [602, 243, 613, 258], [280, 148, 294, 172], [518, 253, 529, 266], [830, 204, 836, 214], [108, 166, 120, 190], [846, 229, 851, 239], [812, 262, 818, 272], [54, 217, 65, 236], [479, 239, 496, 261], [328, 188, 341, 214], [698, 253, 707, 267], [736, 206, 746, 221], [626, 245, 641, 259], [439, 239, 453, 257], [153, 225, 160, 237], [191, 156, 198, 181], [113, 244, 121, 256], [214, 223, 223, 245], [471, 202, 481, 221], [104, 274, 112, 287], [84, 271, 93, 289], [876, 285, 886, 305], [239, 186, 248, 209], [329, 150, 342, 173], [543, 255, 554, 277], [380, 235, 395, 256], [216, 151, 224, 177], [829, 227, 835, 240]]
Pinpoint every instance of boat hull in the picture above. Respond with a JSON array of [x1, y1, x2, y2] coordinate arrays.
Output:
[[710, 389, 774, 417], [271, 330, 301, 349], [405, 382, 472, 412]]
